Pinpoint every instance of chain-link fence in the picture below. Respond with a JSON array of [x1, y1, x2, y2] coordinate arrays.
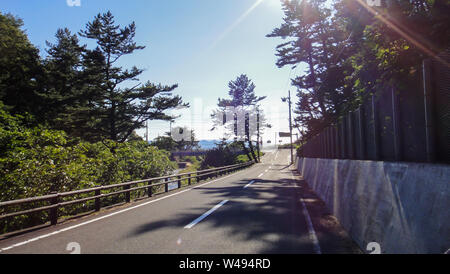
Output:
[[300, 49, 450, 164]]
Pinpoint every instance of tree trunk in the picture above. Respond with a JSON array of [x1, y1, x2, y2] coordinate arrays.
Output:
[[239, 141, 253, 162], [248, 139, 258, 163]]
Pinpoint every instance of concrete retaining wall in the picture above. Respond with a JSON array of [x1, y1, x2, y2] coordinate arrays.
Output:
[[296, 157, 450, 254]]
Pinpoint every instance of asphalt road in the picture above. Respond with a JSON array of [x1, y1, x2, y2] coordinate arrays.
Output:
[[0, 149, 361, 254]]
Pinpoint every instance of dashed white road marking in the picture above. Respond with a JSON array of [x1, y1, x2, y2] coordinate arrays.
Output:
[[243, 180, 255, 189], [258, 173, 264, 178], [184, 200, 229, 229]]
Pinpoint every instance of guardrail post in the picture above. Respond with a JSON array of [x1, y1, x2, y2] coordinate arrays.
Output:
[[124, 185, 131, 203], [165, 178, 169, 192], [147, 182, 153, 197], [178, 176, 182, 188], [188, 174, 192, 185], [49, 192, 59, 225], [95, 188, 101, 212]]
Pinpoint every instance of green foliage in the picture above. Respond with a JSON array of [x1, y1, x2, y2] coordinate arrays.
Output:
[[74, 11, 188, 142], [200, 144, 250, 169], [218, 74, 266, 108], [152, 135, 176, 151], [0, 12, 44, 116], [235, 154, 251, 164], [213, 74, 267, 163], [182, 156, 202, 165], [0, 103, 175, 232], [1, 11, 188, 143], [268, 0, 450, 141], [151, 128, 200, 152]]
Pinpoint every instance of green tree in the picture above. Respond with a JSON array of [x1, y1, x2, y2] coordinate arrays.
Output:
[[77, 11, 188, 143], [267, 0, 354, 139], [152, 136, 177, 151], [42, 28, 98, 137], [0, 13, 44, 116], [336, 0, 450, 102], [213, 74, 266, 163]]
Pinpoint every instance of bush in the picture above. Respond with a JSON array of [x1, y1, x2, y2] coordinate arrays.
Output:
[[235, 154, 251, 164], [0, 103, 176, 233]]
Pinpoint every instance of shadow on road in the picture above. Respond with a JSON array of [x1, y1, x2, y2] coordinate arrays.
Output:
[[126, 167, 361, 254]]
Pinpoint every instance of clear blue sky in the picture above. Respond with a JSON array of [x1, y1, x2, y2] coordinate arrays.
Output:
[[2, 0, 302, 143]]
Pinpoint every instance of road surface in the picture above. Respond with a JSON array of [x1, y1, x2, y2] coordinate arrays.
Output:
[[0, 149, 361, 254]]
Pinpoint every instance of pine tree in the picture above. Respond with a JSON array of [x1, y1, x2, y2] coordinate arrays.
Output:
[[214, 74, 266, 163], [42, 28, 94, 137], [77, 11, 187, 143], [267, 0, 354, 139]]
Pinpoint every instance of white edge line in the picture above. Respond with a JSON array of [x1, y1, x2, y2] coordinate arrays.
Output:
[[243, 180, 255, 189], [184, 200, 229, 229], [291, 172, 322, 254], [300, 198, 322, 254], [0, 167, 252, 253]]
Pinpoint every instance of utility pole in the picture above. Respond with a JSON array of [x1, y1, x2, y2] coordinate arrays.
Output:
[[256, 107, 261, 162], [282, 90, 294, 165], [288, 90, 294, 165]]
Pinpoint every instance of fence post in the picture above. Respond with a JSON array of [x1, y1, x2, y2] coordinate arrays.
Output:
[[322, 132, 326, 158], [330, 126, 335, 159], [334, 125, 340, 159], [328, 127, 333, 159], [371, 94, 381, 160], [358, 105, 366, 160], [147, 182, 153, 197], [95, 188, 101, 212], [124, 185, 131, 203], [340, 117, 347, 159], [391, 87, 402, 161], [319, 133, 323, 158], [49, 193, 59, 226], [423, 59, 436, 162], [348, 113, 355, 159]]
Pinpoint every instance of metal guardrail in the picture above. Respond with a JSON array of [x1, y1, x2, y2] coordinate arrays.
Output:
[[0, 161, 254, 226]]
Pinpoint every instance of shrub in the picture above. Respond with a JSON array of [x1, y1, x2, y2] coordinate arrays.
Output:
[[0, 103, 176, 232]]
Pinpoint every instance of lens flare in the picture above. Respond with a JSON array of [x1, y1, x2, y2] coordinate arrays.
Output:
[[211, 0, 265, 49]]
